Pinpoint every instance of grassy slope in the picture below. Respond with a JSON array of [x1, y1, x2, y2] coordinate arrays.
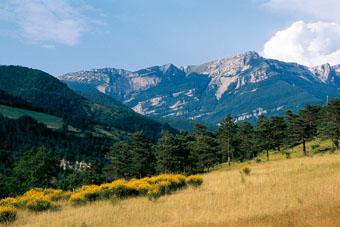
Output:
[[8, 145, 340, 227], [0, 105, 63, 129]]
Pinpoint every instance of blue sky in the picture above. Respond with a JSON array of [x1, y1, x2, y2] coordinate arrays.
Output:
[[0, 0, 339, 76]]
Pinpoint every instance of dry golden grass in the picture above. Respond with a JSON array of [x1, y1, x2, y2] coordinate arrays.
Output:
[[6, 151, 340, 227]]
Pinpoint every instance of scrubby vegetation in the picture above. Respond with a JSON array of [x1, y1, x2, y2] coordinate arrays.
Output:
[[6, 153, 340, 226], [1, 99, 339, 202], [0, 206, 16, 223], [0, 174, 203, 223]]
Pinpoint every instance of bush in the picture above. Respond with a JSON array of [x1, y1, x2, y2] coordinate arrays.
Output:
[[311, 144, 320, 151], [186, 175, 203, 187], [43, 188, 71, 201], [15, 189, 60, 211], [0, 197, 20, 208], [125, 179, 153, 195], [242, 167, 251, 175], [69, 193, 87, 206], [147, 187, 162, 201], [78, 185, 102, 201], [26, 198, 58, 212], [0, 206, 17, 223], [100, 179, 138, 198], [2, 174, 203, 210], [69, 185, 102, 205]]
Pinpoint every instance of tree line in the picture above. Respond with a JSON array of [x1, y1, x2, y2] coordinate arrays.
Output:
[[104, 99, 340, 179], [0, 99, 339, 198]]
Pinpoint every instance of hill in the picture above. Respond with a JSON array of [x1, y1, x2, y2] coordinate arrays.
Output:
[[0, 105, 63, 129], [8, 150, 340, 227], [0, 66, 175, 139], [60, 52, 340, 127]]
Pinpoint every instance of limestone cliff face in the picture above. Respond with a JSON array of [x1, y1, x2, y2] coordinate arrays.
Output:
[[60, 52, 340, 126]]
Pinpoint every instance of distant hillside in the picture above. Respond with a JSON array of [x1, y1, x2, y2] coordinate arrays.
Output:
[[0, 66, 174, 139], [0, 104, 63, 129], [0, 89, 41, 112], [61, 52, 340, 126]]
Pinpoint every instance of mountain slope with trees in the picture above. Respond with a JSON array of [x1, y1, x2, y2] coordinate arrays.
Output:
[[0, 66, 174, 139]]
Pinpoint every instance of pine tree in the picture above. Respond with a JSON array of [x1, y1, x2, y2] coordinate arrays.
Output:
[[174, 131, 192, 173], [237, 122, 255, 161], [299, 105, 321, 138], [285, 110, 310, 155], [129, 132, 155, 178], [217, 115, 237, 165], [270, 116, 287, 152], [105, 131, 155, 179], [155, 131, 178, 173], [255, 115, 274, 161], [104, 142, 134, 179], [189, 124, 218, 173], [318, 99, 340, 149]]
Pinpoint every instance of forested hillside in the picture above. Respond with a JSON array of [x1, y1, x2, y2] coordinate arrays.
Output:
[[1, 98, 338, 200], [0, 66, 174, 139]]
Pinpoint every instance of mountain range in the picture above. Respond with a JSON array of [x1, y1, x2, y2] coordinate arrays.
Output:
[[60, 51, 340, 128]]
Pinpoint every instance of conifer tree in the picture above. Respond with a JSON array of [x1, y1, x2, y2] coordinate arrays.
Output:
[[270, 116, 287, 152], [129, 132, 155, 177], [285, 111, 309, 155], [237, 122, 256, 161], [217, 115, 237, 165], [318, 99, 340, 149], [105, 132, 154, 179], [155, 131, 178, 173], [104, 142, 134, 179], [189, 124, 218, 173], [173, 131, 191, 173], [255, 115, 274, 161]]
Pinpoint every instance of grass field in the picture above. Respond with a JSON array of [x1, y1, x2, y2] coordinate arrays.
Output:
[[0, 105, 63, 129], [6, 148, 340, 227]]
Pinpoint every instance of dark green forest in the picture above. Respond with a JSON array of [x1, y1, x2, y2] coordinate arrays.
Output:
[[1, 99, 339, 199], [0, 66, 175, 140]]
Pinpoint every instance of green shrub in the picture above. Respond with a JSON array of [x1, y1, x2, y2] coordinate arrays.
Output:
[[69, 193, 87, 206], [0, 206, 17, 223], [242, 167, 251, 175], [311, 144, 320, 151], [26, 199, 59, 211], [0, 198, 20, 208], [186, 175, 203, 187], [147, 188, 162, 201]]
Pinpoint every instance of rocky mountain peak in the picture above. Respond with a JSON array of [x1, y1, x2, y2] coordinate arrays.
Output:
[[309, 63, 335, 83], [60, 52, 340, 127], [239, 51, 261, 64]]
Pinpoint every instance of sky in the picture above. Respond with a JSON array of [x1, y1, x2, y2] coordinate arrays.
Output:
[[0, 0, 340, 76]]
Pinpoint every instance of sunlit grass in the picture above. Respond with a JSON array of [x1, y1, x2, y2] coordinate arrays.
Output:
[[6, 150, 340, 227]]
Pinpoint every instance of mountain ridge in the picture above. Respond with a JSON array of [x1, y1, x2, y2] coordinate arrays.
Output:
[[60, 51, 340, 127]]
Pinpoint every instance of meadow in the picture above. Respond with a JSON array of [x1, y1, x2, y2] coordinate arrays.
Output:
[[0, 105, 63, 129], [4, 148, 340, 227]]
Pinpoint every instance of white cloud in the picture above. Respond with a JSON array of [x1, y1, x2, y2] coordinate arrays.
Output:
[[261, 0, 340, 66], [263, 21, 340, 66], [0, 0, 94, 46], [264, 0, 340, 22]]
